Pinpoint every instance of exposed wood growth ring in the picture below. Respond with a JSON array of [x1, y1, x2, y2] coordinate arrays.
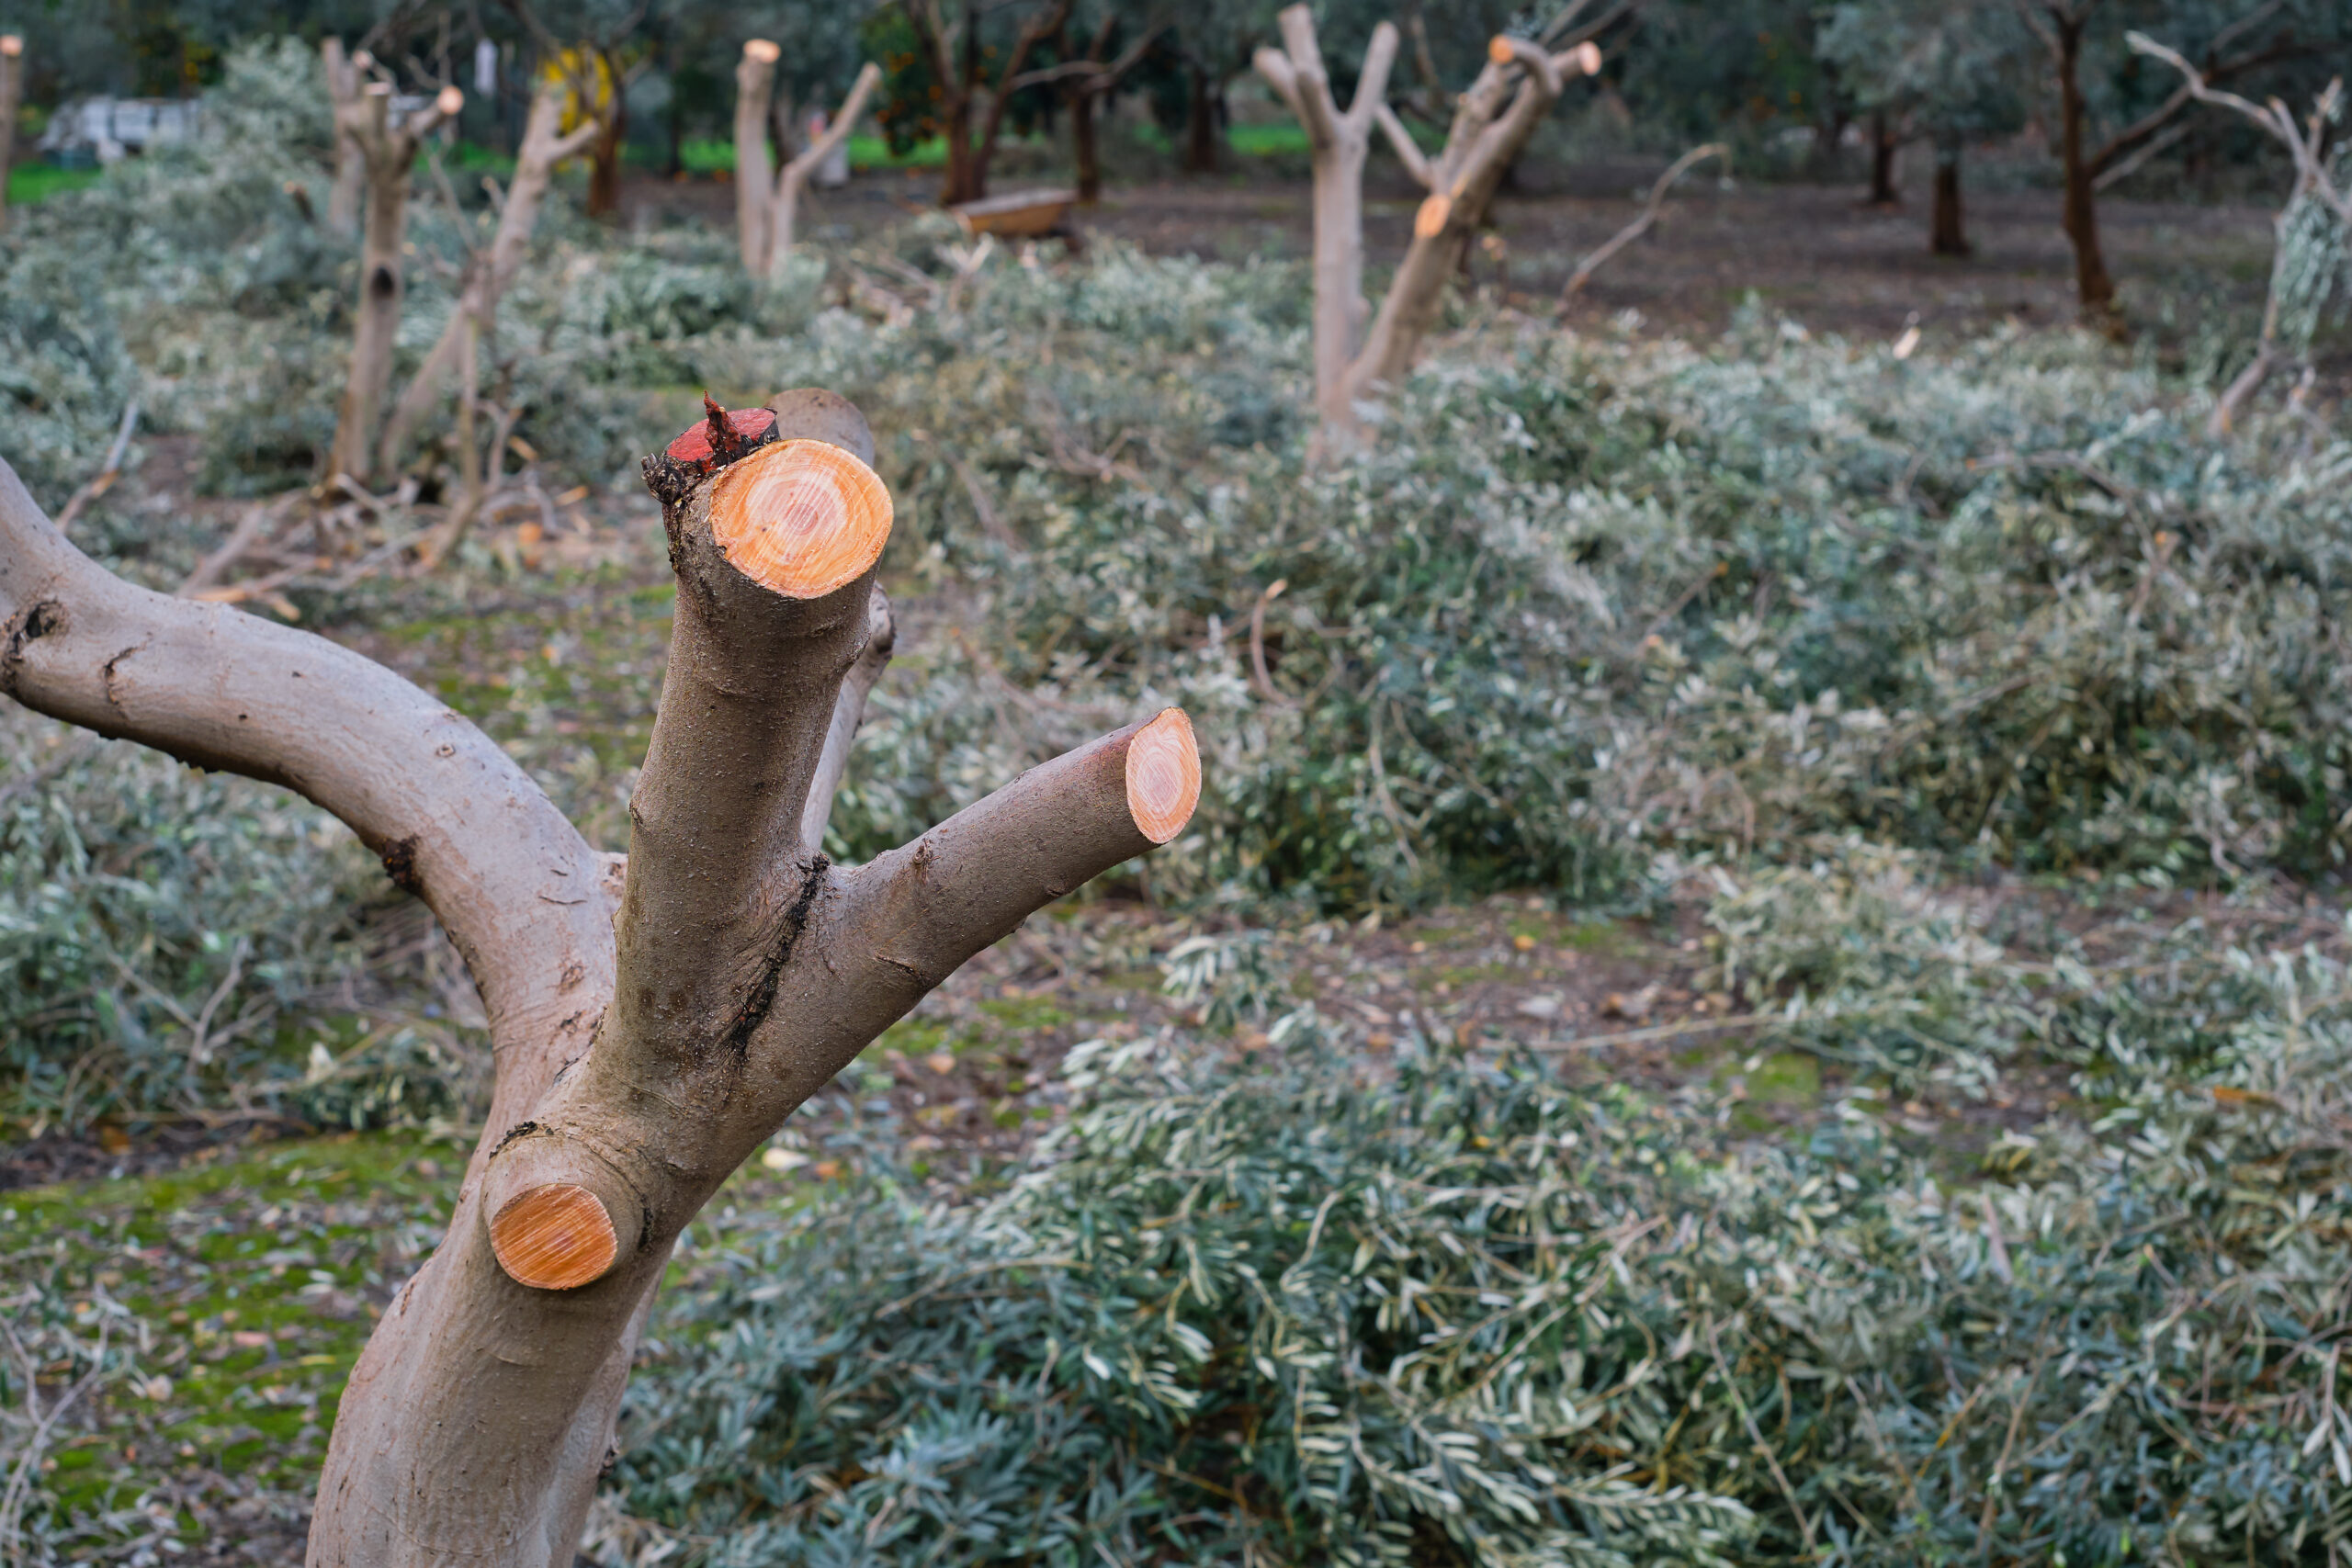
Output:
[[1125, 708, 1202, 843], [708, 438, 894, 601], [490, 1184, 618, 1291]]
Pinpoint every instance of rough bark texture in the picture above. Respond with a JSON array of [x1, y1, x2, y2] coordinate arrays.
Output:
[[379, 87, 599, 476], [1354, 38, 1600, 401], [1868, 110, 1899, 206], [322, 40, 368, 237], [735, 40, 780, 275], [586, 65, 626, 220], [1253, 8, 1398, 460], [2052, 16, 2118, 319], [763, 63, 882, 276], [0, 36, 23, 235], [327, 83, 460, 485], [2, 383, 1197, 1565], [1930, 136, 1968, 256]]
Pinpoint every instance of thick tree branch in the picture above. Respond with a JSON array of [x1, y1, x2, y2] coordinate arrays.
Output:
[[810, 710, 1198, 1085], [736, 39, 782, 274], [1374, 103, 1434, 189], [0, 458, 614, 1151], [765, 62, 885, 272], [802, 586, 896, 854]]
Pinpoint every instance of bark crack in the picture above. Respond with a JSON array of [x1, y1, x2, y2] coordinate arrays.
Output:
[[714, 855, 828, 1066]]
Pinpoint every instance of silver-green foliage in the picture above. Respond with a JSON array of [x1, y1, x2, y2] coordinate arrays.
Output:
[[612, 913, 2352, 1565], [0, 709, 452, 1135]]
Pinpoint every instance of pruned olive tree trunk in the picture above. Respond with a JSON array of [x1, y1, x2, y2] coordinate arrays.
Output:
[[1351, 36, 1601, 402], [0, 389, 1201, 1565], [1252, 8, 1397, 459], [0, 34, 23, 235], [326, 81, 463, 486], [2129, 35, 2350, 435], [734, 39, 783, 274], [762, 63, 881, 276], [376, 85, 600, 477], [322, 40, 370, 237], [1258, 11, 1602, 457]]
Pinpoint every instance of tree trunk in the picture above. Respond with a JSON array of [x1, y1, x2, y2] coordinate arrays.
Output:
[[323, 40, 368, 236], [1930, 135, 1968, 255], [0, 36, 21, 233], [1183, 62, 1218, 174], [2053, 17, 2117, 318], [962, 0, 1072, 208], [1072, 86, 1101, 202], [0, 389, 1203, 1565], [1868, 109, 1898, 206], [939, 86, 980, 204], [735, 40, 780, 274], [1254, 9, 1399, 460], [379, 87, 599, 477], [1354, 38, 1598, 401], [766, 64, 883, 276], [586, 72, 625, 220]]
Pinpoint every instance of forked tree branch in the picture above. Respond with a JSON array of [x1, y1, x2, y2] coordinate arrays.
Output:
[[7, 377, 1196, 1562]]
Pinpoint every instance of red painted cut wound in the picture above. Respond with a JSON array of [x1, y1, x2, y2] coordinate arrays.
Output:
[[667, 408, 777, 466]]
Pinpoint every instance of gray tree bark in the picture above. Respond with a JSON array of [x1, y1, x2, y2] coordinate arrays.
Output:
[[1352, 37, 1601, 400], [1253, 7, 1398, 461], [327, 82, 462, 486], [0, 34, 23, 235], [735, 39, 781, 275], [322, 41, 370, 238], [376, 85, 600, 478], [763, 63, 881, 277], [0, 388, 1200, 1567]]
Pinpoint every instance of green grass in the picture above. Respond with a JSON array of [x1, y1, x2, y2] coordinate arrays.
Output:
[[7, 164, 105, 206], [0, 1132, 459, 1528]]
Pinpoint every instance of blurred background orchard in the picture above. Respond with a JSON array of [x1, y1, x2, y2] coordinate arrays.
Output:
[[6, 0, 2352, 1563]]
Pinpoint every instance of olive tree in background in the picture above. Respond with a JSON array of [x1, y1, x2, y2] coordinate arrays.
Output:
[[1820, 0, 2030, 255]]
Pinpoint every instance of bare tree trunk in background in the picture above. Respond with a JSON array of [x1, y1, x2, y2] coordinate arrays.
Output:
[[1868, 110, 1899, 205], [734, 39, 781, 274], [1254, 7, 1398, 460], [1072, 87, 1101, 199], [378, 85, 599, 477], [1183, 58, 1219, 173], [1353, 37, 1602, 400], [966, 0, 1073, 202], [586, 52, 626, 219], [0, 35, 21, 235], [0, 389, 1203, 1566], [764, 64, 882, 275], [328, 82, 462, 486], [2051, 13, 2118, 319], [1930, 134, 1968, 254], [322, 39, 369, 236]]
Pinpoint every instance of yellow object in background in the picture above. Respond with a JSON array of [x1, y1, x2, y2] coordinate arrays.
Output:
[[537, 47, 612, 141]]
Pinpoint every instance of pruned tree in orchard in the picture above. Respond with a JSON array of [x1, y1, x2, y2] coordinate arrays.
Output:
[[1821, 0, 2029, 257], [505, 0, 649, 220], [1254, 6, 1600, 457], [0, 389, 1203, 1563], [323, 63, 464, 486], [2018, 0, 2336, 322], [0, 33, 24, 235], [2130, 32, 2350, 432], [891, 0, 1078, 206], [377, 79, 605, 479], [733, 40, 883, 277], [1015, 4, 1170, 205]]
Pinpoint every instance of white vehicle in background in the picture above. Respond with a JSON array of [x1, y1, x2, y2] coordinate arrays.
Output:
[[37, 96, 205, 164]]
